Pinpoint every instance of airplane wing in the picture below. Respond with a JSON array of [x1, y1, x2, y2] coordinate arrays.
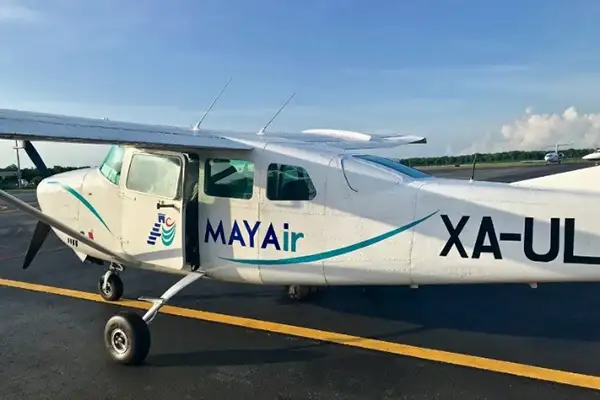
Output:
[[0, 108, 252, 150], [0, 109, 426, 151], [254, 129, 427, 150]]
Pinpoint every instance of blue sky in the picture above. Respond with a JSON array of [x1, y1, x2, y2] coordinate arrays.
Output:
[[2, 0, 600, 167]]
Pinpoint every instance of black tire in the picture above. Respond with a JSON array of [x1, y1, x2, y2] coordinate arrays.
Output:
[[104, 311, 151, 365], [287, 285, 311, 301], [98, 274, 123, 301]]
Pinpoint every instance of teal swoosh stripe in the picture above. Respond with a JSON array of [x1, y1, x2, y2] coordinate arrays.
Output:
[[47, 181, 111, 232], [221, 209, 439, 265]]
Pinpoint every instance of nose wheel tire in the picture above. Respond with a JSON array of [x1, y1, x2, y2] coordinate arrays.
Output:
[[98, 273, 124, 301], [104, 312, 151, 365]]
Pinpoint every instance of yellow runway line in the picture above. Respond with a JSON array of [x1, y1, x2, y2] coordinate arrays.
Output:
[[1, 277, 599, 391]]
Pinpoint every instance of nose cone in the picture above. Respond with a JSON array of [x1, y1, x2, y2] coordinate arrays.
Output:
[[35, 168, 90, 217], [36, 176, 56, 213]]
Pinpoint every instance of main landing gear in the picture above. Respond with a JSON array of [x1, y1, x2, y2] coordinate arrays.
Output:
[[286, 285, 324, 301], [103, 272, 205, 365], [98, 263, 124, 301]]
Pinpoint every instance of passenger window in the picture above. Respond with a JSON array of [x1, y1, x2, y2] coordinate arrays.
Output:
[[99, 145, 125, 185], [267, 163, 317, 201], [126, 153, 182, 198], [204, 158, 254, 199]]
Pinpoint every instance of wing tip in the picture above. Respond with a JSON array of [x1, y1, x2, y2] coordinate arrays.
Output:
[[381, 135, 427, 144]]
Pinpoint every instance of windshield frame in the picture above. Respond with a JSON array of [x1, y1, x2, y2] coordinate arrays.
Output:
[[99, 145, 125, 186]]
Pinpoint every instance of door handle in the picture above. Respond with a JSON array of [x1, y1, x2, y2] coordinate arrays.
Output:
[[156, 201, 176, 209]]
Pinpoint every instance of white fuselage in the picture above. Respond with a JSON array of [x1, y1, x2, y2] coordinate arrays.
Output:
[[583, 150, 600, 161], [544, 151, 564, 163], [36, 142, 600, 287]]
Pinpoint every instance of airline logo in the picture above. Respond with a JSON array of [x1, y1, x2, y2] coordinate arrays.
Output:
[[147, 213, 176, 246]]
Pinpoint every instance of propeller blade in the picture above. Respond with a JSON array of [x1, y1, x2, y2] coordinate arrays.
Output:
[[22, 220, 51, 269], [22, 141, 51, 177]]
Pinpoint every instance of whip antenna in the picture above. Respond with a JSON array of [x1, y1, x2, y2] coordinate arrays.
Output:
[[193, 77, 232, 131], [257, 92, 295, 135]]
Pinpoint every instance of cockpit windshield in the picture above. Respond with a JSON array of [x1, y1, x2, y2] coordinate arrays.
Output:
[[353, 154, 432, 179], [99, 145, 125, 185]]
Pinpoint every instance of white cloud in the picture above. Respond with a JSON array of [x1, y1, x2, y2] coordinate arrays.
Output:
[[463, 106, 600, 154], [0, 1, 40, 23]]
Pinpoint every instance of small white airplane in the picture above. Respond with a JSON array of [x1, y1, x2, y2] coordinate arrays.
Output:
[[1, 96, 600, 367], [543, 144, 566, 164], [583, 149, 600, 162]]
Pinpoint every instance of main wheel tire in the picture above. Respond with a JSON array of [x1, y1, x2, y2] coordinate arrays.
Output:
[[104, 311, 151, 365], [287, 285, 311, 301], [98, 274, 123, 301]]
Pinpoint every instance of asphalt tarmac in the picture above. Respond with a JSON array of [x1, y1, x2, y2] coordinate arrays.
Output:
[[421, 162, 591, 182], [2, 163, 600, 400]]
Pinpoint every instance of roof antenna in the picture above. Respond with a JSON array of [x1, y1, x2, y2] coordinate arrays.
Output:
[[257, 92, 295, 136], [469, 154, 477, 183], [192, 77, 232, 132]]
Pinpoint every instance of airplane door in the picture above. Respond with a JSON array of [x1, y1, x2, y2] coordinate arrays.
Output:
[[120, 150, 187, 271], [197, 156, 262, 283]]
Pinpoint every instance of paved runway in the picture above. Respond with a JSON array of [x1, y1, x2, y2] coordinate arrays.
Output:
[[422, 162, 591, 182], [2, 164, 600, 399]]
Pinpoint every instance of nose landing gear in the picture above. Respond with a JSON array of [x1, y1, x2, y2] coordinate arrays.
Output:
[[98, 263, 124, 301]]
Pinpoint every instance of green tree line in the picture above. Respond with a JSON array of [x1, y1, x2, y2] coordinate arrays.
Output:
[[401, 148, 596, 167], [0, 165, 85, 187]]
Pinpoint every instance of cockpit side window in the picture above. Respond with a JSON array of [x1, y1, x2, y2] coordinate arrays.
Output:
[[266, 163, 317, 201], [99, 145, 125, 185], [204, 158, 254, 199], [126, 153, 182, 198]]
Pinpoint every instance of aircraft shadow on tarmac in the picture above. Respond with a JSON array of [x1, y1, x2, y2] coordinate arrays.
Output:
[[175, 290, 276, 301], [308, 283, 600, 343], [147, 346, 325, 367], [19, 233, 600, 346]]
